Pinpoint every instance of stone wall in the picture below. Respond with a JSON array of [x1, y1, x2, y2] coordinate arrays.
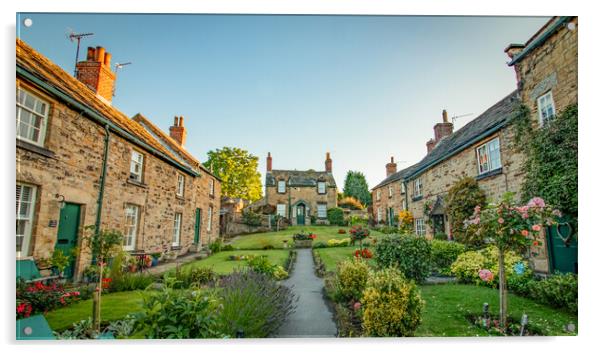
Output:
[[16, 78, 221, 279], [371, 181, 407, 224], [265, 185, 337, 225]]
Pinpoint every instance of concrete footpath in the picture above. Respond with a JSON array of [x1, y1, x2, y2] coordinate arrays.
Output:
[[275, 249, 337, 338]]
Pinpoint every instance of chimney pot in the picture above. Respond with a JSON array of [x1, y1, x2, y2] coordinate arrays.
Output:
[[169, 115, 187, 146], [179, 116, 184, 126], [104, 52, 111, 66], [386, 156, 398, 177], [86, 47, 95, 60], [95, 46, 105, 63], [442, 109, 448, 123], [174, 116, 179, 126], [427, 139, 436, 154]]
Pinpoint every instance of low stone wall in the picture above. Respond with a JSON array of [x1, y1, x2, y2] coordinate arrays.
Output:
[[221, 212, 288, 237]]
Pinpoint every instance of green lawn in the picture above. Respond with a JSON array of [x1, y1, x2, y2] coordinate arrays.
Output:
[[45, 290, 145, 332], [314, 246, 376, 272], [228, 225, 383, 250], [416, 284, 577, 336], [179, 249, 290, 274]]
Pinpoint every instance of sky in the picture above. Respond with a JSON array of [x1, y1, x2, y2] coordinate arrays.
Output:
[[17, 13, 550, 191]]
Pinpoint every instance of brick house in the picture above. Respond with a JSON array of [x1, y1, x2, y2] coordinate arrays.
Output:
[[370, 157, 415, 226], [261, 153, 338, 225], [16, 39, 221, 279]]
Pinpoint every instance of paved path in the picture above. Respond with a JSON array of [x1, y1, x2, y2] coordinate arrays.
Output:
[[275, 249, 337, 338]]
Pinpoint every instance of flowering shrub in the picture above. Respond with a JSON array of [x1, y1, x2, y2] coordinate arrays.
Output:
[[349, 225, 370, 245], [247, 256, 288, 280], [16, 279, 80, 318], [445, 177, 487, 247], [327, 238, 350, 247], [430, 240, 466, 275], [354, 248, 373, 259], [450, 246, 527, 287], [361, 268, 424, 337], [334, 258, 370, 302], [398, 210, 414, 233], [374, 234, 432, 283], [292, 232, 316, 241]]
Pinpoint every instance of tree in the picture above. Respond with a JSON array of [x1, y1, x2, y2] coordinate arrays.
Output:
[[342, 171, 371, 206], [203, 147, 263, 202]]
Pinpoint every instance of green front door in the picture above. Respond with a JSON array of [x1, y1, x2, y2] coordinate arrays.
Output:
[[194, 208, 202, 245], [55, 203, 80, 278], [546, 217, 578, 274], [388, 208, 395, 226], [296, 204, 305, 225]]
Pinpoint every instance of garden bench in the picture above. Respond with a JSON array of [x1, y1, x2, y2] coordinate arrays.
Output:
[[16, 258, 59, 283], [16, 315, 56, 340]]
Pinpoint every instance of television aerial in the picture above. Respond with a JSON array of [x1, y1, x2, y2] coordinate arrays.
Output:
[[451, 113, 473, 124], [66, 28, 94, 76]]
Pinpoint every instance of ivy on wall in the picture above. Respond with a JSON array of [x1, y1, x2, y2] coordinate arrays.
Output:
[[444, 177, 487, 248]]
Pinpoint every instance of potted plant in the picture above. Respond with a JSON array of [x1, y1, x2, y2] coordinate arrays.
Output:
[[51, 249, 71, 278], [151, 252, 161, 266], [127, 256, 138, 273], [292, 230, 316, 248]]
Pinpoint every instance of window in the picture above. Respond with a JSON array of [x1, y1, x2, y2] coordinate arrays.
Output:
[[377, 207, 382, 222], [317, 204, 327, 218], [124, 204, 139, 251], [317, 181, 326, 194], [16, 89, 49, 146], [277, 180, 286, 193], [16, 183, 37, 257], [537, 91, 556, 126], [130, 150, 144, 182], [176, 174, 185, 197], [172, 212, 182, 246], [207, 206, 213, 231], [476, 137, 502, 175], [388, 185, 393, 198], [401, 199, 407, 211], [414, 178, 423, 197], [209, 179, 215, 196], [376, 190, 381, 201], [400, 182, 406, 194], [276, 204, 286, 217], [415, 218, 426, 236]]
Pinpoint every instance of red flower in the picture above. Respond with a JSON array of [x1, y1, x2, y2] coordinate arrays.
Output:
[[533, 240, 540, 247], [101, 277, 113, 289]]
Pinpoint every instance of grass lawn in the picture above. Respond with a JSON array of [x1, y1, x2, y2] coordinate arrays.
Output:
[[314, 246, 376, 272], [416, 284, 577, 336], [179, 249, 290, 274], [228, 225, 384, 250], [45, 290, 145, 332]]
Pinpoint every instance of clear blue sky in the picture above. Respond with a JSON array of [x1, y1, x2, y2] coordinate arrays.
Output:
[[17, 13, 549, 190]]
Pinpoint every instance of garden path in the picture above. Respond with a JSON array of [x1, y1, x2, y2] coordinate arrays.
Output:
[[275, 249, 337, 338]]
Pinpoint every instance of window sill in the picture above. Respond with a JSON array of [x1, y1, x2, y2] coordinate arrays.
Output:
[[171, 245, 182, 251], [176, 195, 185, 201], [127, 178, 148, 188], [412, 195, 423, 202], [16, 139, 56, 159], [476, 168, 503, 181]]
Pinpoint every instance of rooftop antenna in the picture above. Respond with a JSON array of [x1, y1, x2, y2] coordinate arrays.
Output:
[[451, 113, 473, 125], [113, 62, 132, 97], [67, 29, 94, 76]]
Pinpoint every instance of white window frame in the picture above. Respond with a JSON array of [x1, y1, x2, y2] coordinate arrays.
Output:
[[209, 178, 215, 196], [276, 204, 286, 217], [476, 137, 502, 175], [16, 88, 50, 147], [176, 173, 185, 197], [376, 190, 381, 201], [388, 185, 393, 198], [16, 183, 37, 258], [317, 204, 327, 219], [415, 218, 426, 236], [317, 181, 326, 194], [277, 180, 286, 193], [130, 150, 144, 182], [207, 206, 213, 231], [377, 207, 382, 222], [401, 199, 407, 211], [537, 91, 556, 126], [172, 212, 182, 246], [124, 204, 140, 251], [400, 182, 406, 194], [414, 178, 423, 197]]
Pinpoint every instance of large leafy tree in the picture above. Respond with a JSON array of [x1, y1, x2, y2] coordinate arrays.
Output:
[[343, 171, 372, 206], [203, 147, 262, 202]]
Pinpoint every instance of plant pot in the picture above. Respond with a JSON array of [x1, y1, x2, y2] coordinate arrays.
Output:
[[294, 239, 313, 248], [151, 258, 159, 267]]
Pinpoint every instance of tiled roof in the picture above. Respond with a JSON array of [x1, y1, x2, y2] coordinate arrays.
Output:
[[16, 39, 197, 175], [371, 164, 420, 190], [266, 170, 337, 187], [405, 90, 520, 180]]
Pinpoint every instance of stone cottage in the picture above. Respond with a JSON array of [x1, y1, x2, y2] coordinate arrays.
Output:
[[16, 39, 221, 279], [261, 153, 338, 225], [370, 157, 416, 226]]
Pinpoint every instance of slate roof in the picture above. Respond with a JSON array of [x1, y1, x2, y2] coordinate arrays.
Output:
[[371, 164, 420, 190], [266, 170, 337, 188]]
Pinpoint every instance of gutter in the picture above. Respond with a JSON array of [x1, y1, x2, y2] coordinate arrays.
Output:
[[508, 16, 572, 66], [94, 124, 111, 244], [17, 65, 200, 177]]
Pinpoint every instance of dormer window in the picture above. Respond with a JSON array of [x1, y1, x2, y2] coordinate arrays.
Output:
[[278, 180, 286, 193], [317, 181, 326, 194]]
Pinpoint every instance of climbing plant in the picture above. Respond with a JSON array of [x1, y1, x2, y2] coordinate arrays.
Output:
[[444, 177, 487, 248]]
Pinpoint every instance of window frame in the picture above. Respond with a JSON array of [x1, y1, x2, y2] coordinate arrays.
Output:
[[414, 178, 423, 197], [16, 88, 50, 147], [400, 181, 406, 194], [376, 190, 381, 201], [401, 198, 407, 211], [317, 181, 326, 194], [388, 185, 393, 198], [415, 218, 426, 236], [130, 149, 145, 183], [172, 212, 182, 247], [537, 91, 556, 126], [209, 178, 215, 196], [476, 137, 502, 175], [277, 180, 286, 194], [176, 173, 185, 197], [16, 183, 37, 258], [124, 204, 140, 251], [276, 204, 286, 217], [377, 207, 382, 222], [207, 206, 213, 231], [317, 204, 327, 219]]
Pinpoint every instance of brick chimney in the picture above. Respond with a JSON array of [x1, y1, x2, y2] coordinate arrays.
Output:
[[433, 110, 454, 142], [76, 46, 116, 104], [426, 139, 436, 154], [169, 116, 187, 146], [325, 152, 332, 173], [386, 156, 397, 177], [267, 152, 272, 172]]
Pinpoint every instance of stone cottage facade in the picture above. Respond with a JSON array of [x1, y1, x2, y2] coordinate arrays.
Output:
[[262, 153, 338, 225], [16, 40, 221, 279], [370, 157, 413, 226]]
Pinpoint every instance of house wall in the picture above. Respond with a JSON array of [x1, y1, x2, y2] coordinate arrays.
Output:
[[16, 78, 220, 280], [265, 184, 337, 225], [371, 181, 406, 225]]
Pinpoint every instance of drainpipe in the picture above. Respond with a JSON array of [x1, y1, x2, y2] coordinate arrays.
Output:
[[94, 124, 111, 251]]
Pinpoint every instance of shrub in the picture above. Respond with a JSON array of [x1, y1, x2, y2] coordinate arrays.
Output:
[[209, 239, 223, 253], [334, 258, 371, 302], [327, 207, 346, 226], [349, 215, 368, 226], [247, 256, 288, 280], [313, 241, 328, 248], [214, 270, 296, 337], [528, 272, 578, 313], [338, 196, 365, 210], [327, 238, 350, 247], [376, 226, 398, 234], [222, 244, 235, 251], [136, 286, 221, 339], [242, 210, 262, 226], [450, 246, 527, 287], [444, 177, 487, 247], [361, 268, 424, 337], [430, 240, 465, 275], [398, 210, 414, 233], [374, 234, 432, 283], [109, 272, 155, 292], [166, 266, 217, 289]]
